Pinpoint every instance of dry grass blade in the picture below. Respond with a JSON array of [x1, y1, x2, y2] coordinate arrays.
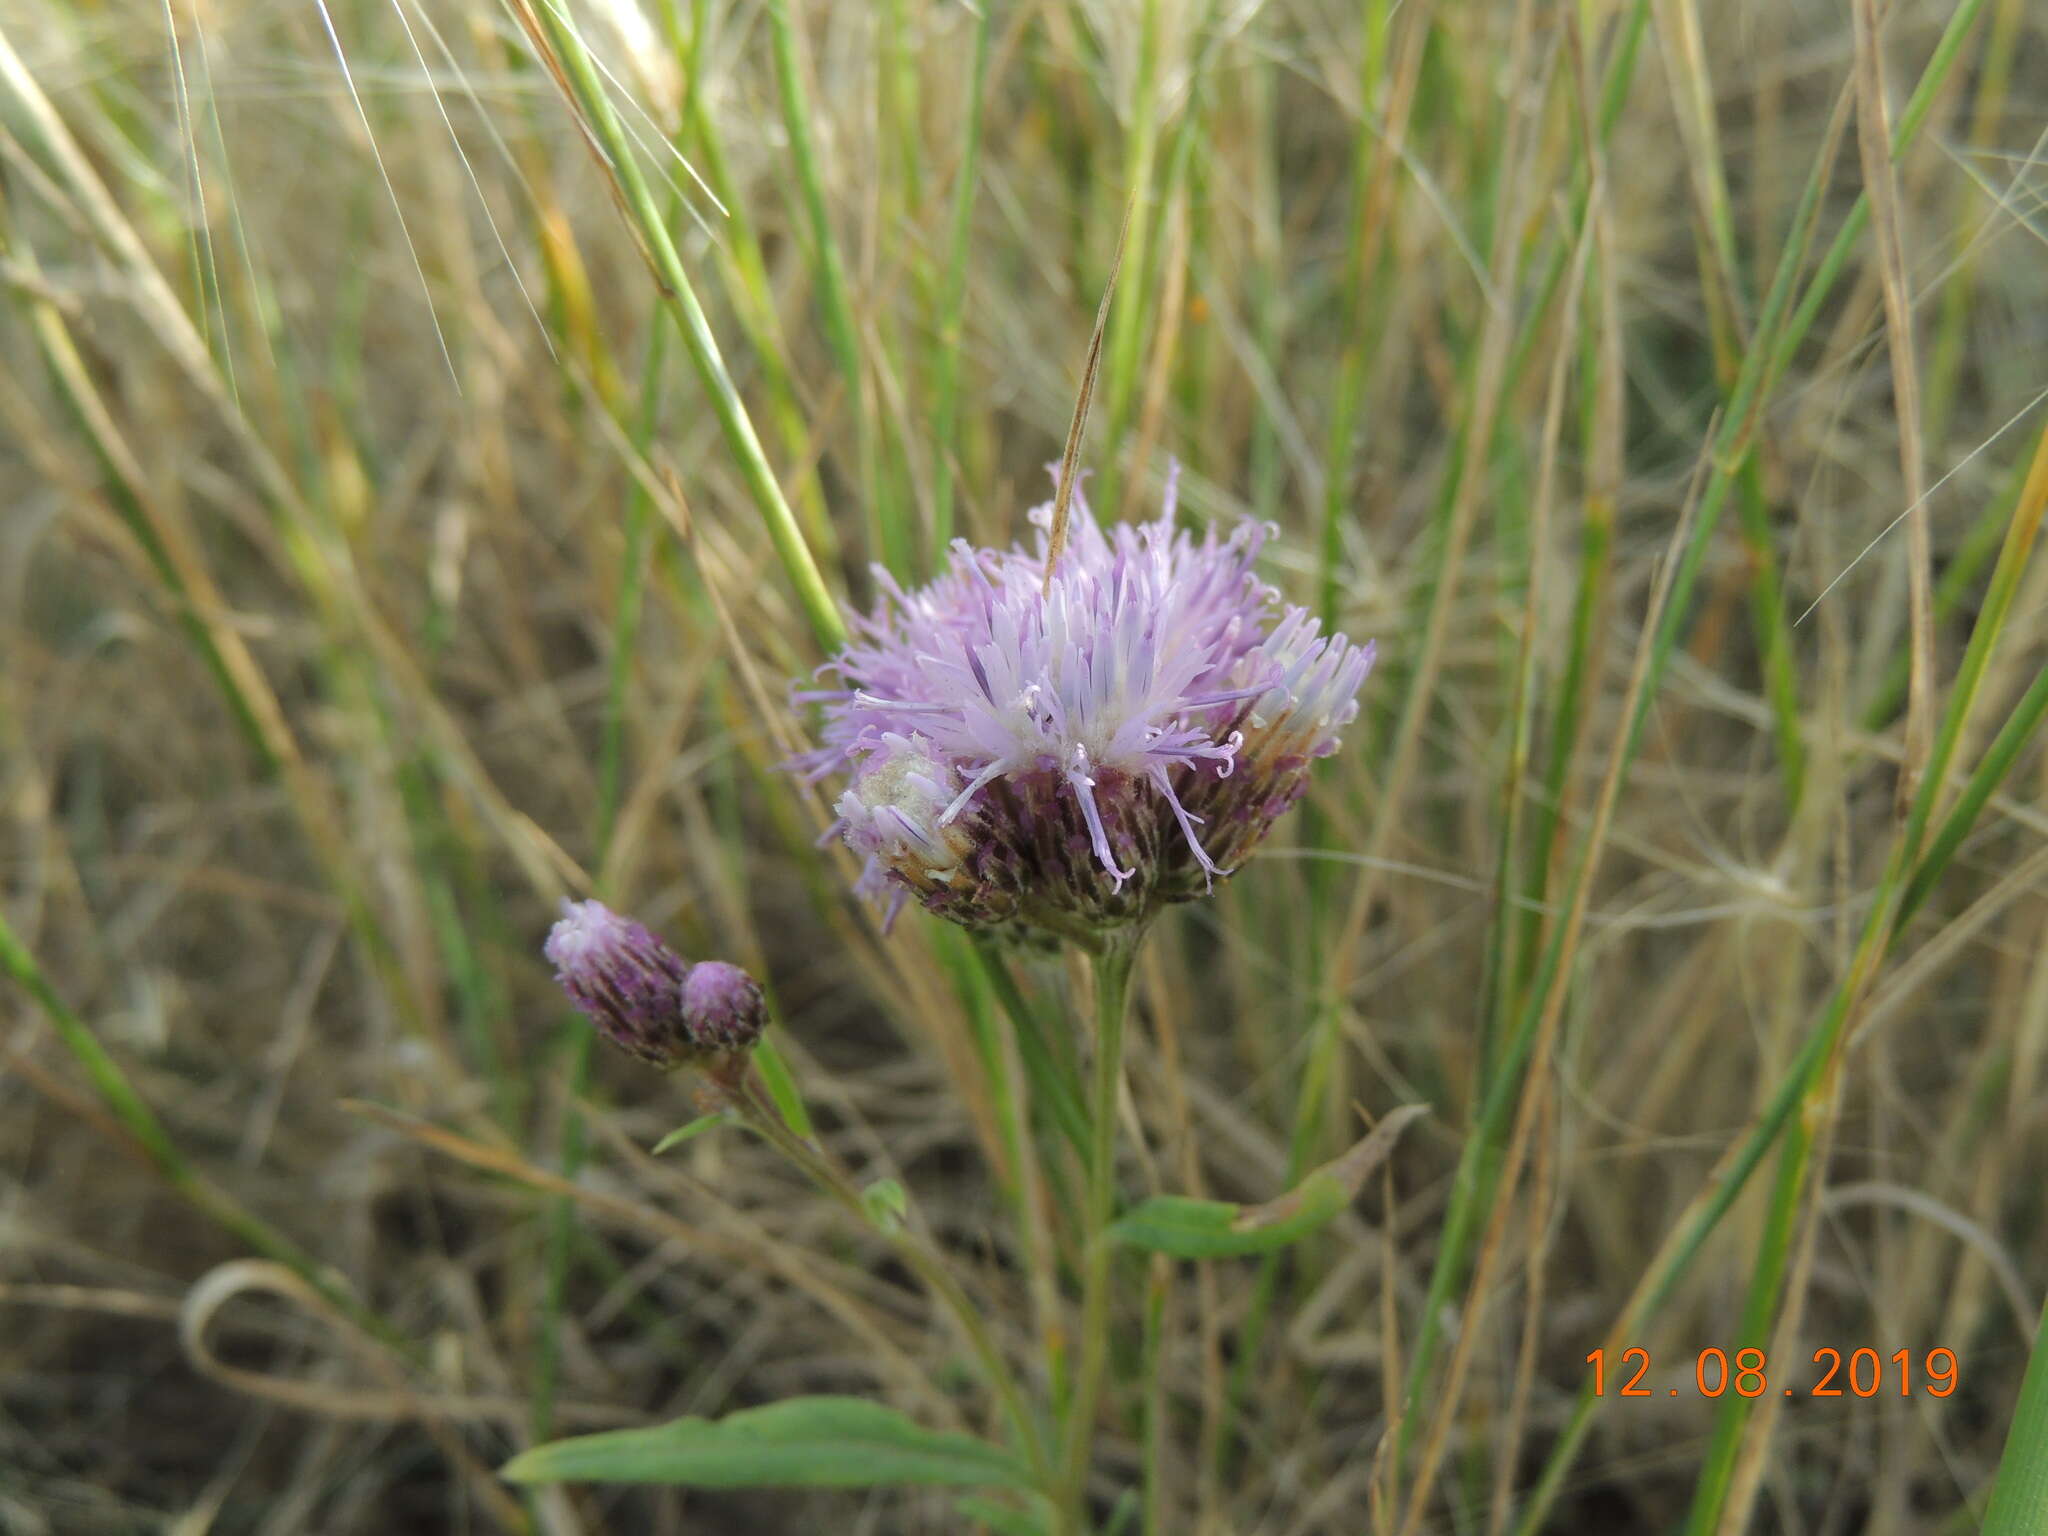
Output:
[[179, 1262, 532, 1529], [1042, 196, 1134, 591], [1398, 420, 1705, 1536], [340, 1101, 965, 1424], [178, 1259, 636, 1430], [307, 0, 458, 387]]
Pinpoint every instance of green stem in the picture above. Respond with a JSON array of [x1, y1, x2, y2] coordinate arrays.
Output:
[[765, 0, 899, 575], [974, 933, 1091, 1158], [666, 0, 837, 563], [533, 267, 673, 1447], [928, 4, 990, 561], [1318, 0, 1395, 625], [1096, 0, 1162, 518], [1141, 1256, 1171, 1536], [730, 1070, 1050, 1486], [1736, 451, 1805, 811], [532, 1031, 593, 1442], [1062, 930, 1141, 1529], [1679, 1102, 1815, 1532]]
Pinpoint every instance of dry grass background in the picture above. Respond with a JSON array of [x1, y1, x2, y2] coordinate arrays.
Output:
[[4, 0, 2048, 1530]]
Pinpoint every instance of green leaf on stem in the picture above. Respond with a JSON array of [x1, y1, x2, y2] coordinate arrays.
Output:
[[861, 1177, 909, 1232], [502, 1396, 1036, 1489], [1110, 1103, 1428, 1259], [955, 1494, 1055, 1536], [753, 1033, 816, 1138], [650, 1113, 731, 1155]]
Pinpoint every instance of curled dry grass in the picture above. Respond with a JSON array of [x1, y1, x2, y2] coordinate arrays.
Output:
[[3, 0, 2048, 1530]]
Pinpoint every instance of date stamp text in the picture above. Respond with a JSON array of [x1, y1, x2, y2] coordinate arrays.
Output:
[[1585, 1347, 1957, 1399]]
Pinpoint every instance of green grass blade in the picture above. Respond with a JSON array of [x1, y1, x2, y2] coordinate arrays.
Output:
[[516, 0, 846, 654], [1982, 1297, 2048, 1535], [765, 0, 900, 575], [928, 5, 990, 558]]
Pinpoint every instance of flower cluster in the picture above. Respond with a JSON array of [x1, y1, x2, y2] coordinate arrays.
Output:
[[544, 899, 766, 1069], [796, 469, 1373, 942]]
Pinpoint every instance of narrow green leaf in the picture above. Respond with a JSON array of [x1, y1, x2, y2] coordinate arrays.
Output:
[[1983, 1297, 2048, 1536], [502, 1396, 1035, 1490], [753, 1032, 815, 1138], [956, 1494, 1055, 1536], [1111, 1104, 1427, 1258], [1110, 1188, 1344, 1259], [926, 1, 990, 560], [651, 1113, 731, 1155], [861, 1178, 909, 1232]]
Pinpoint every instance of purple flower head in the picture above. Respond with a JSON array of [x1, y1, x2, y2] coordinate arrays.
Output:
[[796, 467, 1374, 941], [544, 899, 766, 1068]]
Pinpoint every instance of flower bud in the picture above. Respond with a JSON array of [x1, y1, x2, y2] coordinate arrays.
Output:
[[681, 960, 768, 1054], [544, 899, 766, 1070]]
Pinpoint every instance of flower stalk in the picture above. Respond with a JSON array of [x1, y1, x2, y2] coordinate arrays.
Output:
[[1061, 928, 1142, 1526], [721, 1065, 1053, 1486], [545, 897, 1051, 1482]]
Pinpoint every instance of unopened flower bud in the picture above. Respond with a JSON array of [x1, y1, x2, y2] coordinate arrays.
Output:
[[681, 960, 768, 1054], [544, 899, 766, 1071]]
